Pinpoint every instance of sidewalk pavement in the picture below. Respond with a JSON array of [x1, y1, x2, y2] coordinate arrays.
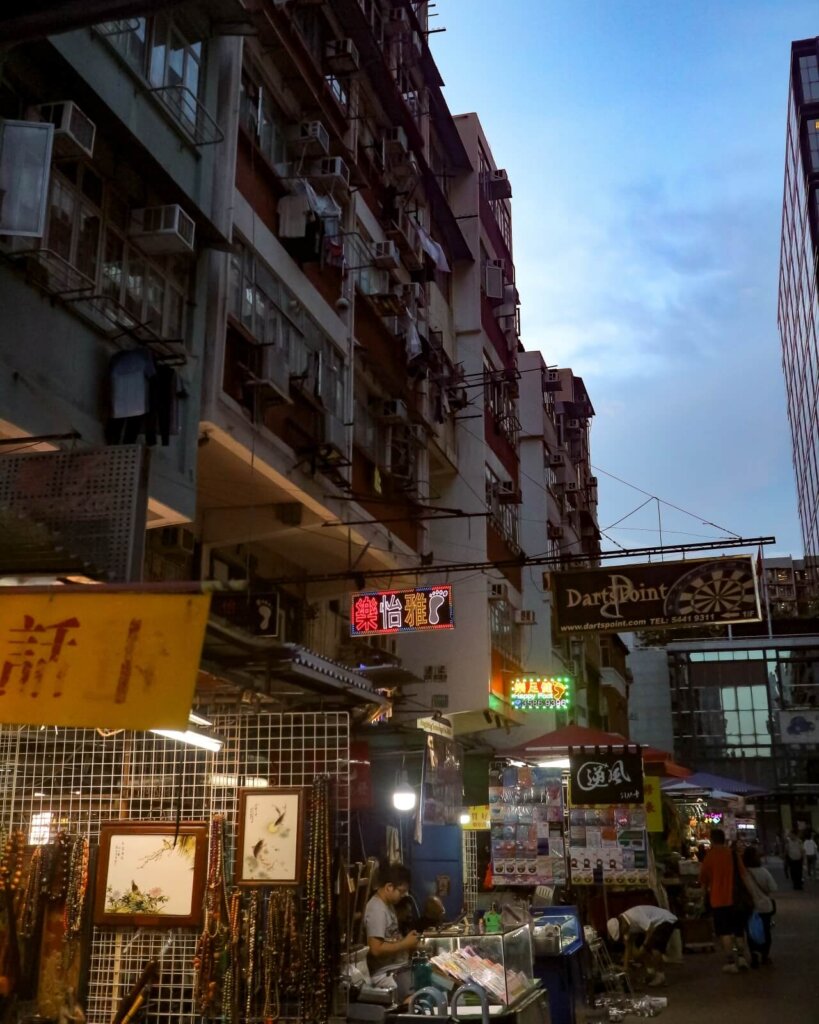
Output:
[[636, 862, 819, 1023]]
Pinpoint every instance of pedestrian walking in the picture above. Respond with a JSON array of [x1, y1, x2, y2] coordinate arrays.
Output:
[[699, 828, 751, 972], [786, 829, 805, 890], [742, 845, 777, 966], [804, 833, 817, 879]]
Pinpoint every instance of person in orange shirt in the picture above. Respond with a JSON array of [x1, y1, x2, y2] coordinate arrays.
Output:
[[699, 828, 750, 972]]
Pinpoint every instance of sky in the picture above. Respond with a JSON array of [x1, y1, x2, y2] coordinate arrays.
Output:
[[432, 0, 817, 560]]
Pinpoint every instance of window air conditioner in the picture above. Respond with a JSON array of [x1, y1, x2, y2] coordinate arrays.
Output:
[[485, 168, 512, 200], [130, 204, 195, 254], [409, 281, 426, 309], [549, 453, 565, 467], [288, 120, 330, 156], [372, 240, 400, 269], [497, 480, 522, 504], [447, 386, 468, 411], [488, 582, 508, 601], [373, 398, 408, 423], [159, 525, 196, 555], [34, 101, 95, 159], [565, 482, 580, 493], [514, 609, 536, 625], [547, 524, 564, 540], [325, 38, 360, 73], [543, 369, 562, 391], [312, 156, 350, 190], [484, 263, 505, 300], [384, 125, 409, 156], [386, 6, 409, 32], [566, 418, 581, 431], [589, 476, 598, 488]]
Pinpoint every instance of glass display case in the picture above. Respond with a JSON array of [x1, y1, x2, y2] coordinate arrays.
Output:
[[532, 907, 583, 957], [419, 925, 535, 1008]]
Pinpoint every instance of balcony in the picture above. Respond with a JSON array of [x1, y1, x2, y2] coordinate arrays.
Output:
[[600, 666, 628, 700]]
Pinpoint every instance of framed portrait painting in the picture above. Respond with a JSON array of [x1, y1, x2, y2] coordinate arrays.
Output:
[[93, 821, 208, 928], [236, 787, 306, 886]]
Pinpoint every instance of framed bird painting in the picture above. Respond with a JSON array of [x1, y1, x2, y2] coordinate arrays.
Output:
[[236, 787, 306, 886], [93, 821, 208, 927]]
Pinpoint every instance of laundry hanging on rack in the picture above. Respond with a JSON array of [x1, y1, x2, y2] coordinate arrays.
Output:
[[106, 349, 185, 447], [416, 223, 450, 272]]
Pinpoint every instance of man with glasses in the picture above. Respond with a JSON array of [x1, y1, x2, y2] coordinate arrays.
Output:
[[364, 862, 420, 992]]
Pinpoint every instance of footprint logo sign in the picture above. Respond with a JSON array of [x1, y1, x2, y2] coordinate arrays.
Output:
[[350, 584, 454, 636]]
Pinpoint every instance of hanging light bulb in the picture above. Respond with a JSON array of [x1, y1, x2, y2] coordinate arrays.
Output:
[[392, 768, 416, 811]]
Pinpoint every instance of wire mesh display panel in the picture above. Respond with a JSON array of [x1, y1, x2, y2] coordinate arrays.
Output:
[[0, 711, 350, 1024], [461, 829, 478, 916]]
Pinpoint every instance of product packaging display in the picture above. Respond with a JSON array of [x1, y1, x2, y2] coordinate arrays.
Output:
[[568, 807, 650, 886], [420, 925, 535, 1007], [489, 764, 567, 886]]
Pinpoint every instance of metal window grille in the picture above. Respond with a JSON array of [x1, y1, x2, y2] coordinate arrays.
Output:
[[0, 711, 349, 1024]]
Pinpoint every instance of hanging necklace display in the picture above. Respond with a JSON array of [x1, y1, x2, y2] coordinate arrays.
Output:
[[0, 830, 25, 999], [222, 888, 242, 1024], [63, 836, 89, 943], [194, 816, 228, 1017], [300, 775, 332, 1024], [244, 889, 259, 1023], [262, 888, 301, 1024]]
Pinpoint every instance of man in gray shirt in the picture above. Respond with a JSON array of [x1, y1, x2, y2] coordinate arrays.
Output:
[[364, 863, 420, 985]]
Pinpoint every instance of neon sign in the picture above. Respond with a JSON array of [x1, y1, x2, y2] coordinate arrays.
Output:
[[350, 585, 454, 637], [510, 676, 571, 711]]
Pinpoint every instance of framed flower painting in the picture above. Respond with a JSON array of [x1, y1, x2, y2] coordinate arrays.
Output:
[[93, 821, 208, 927], [236, 787, 306, 885]]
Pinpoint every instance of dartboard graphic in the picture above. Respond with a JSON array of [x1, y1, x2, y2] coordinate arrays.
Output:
[[663, 559, 757, 619]]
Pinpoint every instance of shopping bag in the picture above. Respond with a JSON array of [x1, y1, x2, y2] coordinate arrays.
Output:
[[748, 911, 765, 946]]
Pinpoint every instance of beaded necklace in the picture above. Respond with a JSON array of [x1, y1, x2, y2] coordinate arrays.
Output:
[[18, 845, 45, 939], [300, 776, 332, 1024], [63, 836, 89, 941], [194, 816, 228, 1017]]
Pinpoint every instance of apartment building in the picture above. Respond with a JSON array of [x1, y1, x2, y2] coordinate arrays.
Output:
[[778, 38, 819, 567]]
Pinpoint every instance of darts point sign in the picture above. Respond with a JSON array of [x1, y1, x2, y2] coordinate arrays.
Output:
[[553, 556, 760, 634], [350, 584, 454, 637]]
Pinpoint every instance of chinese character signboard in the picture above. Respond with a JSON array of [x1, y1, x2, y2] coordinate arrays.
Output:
[[350, 585, 454, 637], [510, 676, 571, 711], [0, 590, 210, 730], [569, 749, 644, 806], [553, 556, 760, 634], [643, 776, 664, 832]]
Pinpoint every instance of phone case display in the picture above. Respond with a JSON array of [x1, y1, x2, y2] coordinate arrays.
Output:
[[489, 764, 567, 886], [420, 925, 535, 1007], [532, 907, 583, 957], [568, 806, 649, 886]]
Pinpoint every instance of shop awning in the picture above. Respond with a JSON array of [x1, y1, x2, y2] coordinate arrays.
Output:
[[662, 772, 768, 797], [641, 745, 692, 779], [502, 724, 630, 758]]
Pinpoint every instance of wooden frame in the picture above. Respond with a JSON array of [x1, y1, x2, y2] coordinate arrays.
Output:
[[235, 787, 306, 886], [93, 821, 207, 928]]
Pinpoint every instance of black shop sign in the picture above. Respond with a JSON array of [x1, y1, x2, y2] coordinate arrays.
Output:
[[569, 749, 644, 806]]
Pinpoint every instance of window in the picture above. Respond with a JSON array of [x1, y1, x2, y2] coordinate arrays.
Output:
[[806, 118, 819, 174], [799, 54, 819, 102], [485, 464, 520, 549], [239, 69, 290, 169], [0, 119, 54, 236], [43, 164, 189, 339]]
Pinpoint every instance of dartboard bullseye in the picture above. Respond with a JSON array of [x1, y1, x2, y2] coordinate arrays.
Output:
[[663, 559, 758, 620]]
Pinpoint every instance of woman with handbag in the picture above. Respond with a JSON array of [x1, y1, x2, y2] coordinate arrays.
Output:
[[742, 845, 777, 966]]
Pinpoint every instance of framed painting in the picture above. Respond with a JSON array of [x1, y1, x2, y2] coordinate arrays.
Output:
[[236, 787, 306, 886], [93, 821, 208, 928]]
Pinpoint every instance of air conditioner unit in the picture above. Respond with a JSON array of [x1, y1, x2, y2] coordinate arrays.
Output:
[[514, 609, 536, 625], [384, 125, 409, 156], [485, 168, 512, 200], [497, 480, 522, 504], [130, 204, 195, 254], [408, 281, 426, 309], [312, 156, 350, 190], [447, 386, 469, 411], [589, 476, 598, 488], [373, 398, 407, 423], [549, 453, 565, 467], [547, 524, 564, 540], [288, 120, 330, 156], [325, 37, 360, 73], [386, 6, 409, 33], [488, 582, 508, 601], [565, 482, 580, 493], [158, 525, 196, 555], [543, 369, 562, 392], [372, 239, 400, 269], [484, 263, 505, 300], [34, 101, 95, 159], [565, 418, 581, 431]]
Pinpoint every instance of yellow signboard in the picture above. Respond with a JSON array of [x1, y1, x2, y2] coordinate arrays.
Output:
[[462, 805, 491, 830], [643, 776, 664, 833], [0, 590, 211, 730]]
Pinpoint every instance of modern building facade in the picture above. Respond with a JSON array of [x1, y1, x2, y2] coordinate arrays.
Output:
[[778, 37, 819, 565]]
